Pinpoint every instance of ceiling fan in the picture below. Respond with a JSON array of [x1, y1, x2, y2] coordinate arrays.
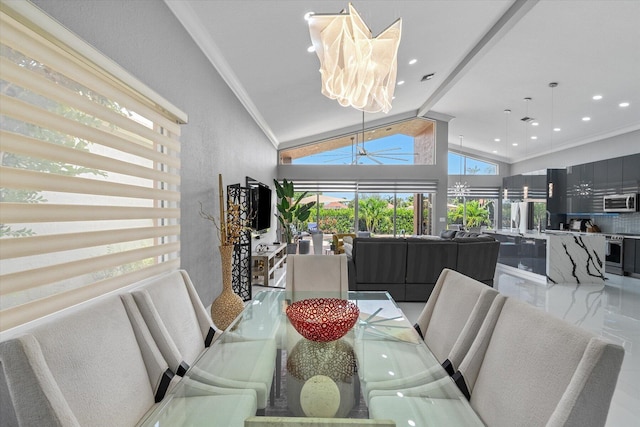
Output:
[[322, 111, 418, 164], [321, 134, 417, 164]]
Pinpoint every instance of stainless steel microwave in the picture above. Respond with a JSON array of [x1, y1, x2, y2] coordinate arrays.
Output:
[[603, 194, 638, 212]]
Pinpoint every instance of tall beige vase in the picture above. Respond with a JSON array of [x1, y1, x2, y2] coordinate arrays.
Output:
[[211, 244, 245, 330]]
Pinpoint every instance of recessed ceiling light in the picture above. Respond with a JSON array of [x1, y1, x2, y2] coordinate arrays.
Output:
[[619, 102, 630, 107], [492, 150, 498, 153], [582, 117, 591, 121], [553, 127, 561, 132], [304, 11, 314, 21], [512, 143, 518, 146], [494, 138, 500, 142], [307, 45, 315, 53], [592, 95, 603, 100], [531, 136, 538, 140], [397, 80, 405, 86], [531, 122, 539, 126], [409, 59, 417, 65]]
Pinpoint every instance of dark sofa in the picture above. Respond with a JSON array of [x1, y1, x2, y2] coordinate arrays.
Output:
[[347, 233, 500, 302]]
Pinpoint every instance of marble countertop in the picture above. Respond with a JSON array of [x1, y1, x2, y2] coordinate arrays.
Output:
[[484, 229, 550, 240], [544, 230, 640, 239]]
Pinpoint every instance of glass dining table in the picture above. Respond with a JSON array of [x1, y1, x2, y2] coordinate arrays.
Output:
[[137, 290, 484, 426]]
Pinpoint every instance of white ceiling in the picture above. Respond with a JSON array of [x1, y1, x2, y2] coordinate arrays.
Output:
[[165, 0, 640, 164]]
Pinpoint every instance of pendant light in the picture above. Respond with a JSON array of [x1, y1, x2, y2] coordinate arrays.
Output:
[[503, 109, 511, 200], [548, 82, 558, 198], [523, 97, 531, 200]]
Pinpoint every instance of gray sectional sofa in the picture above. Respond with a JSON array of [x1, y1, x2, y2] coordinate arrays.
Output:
[[347, 233, 500, 302]]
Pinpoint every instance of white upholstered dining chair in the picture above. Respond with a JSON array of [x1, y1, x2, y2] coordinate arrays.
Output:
[[285, 254, 349, 301], [129, 270, 276, 411], [358, 268, 499, 402], [0, 295, 257, 427], [369, 294, 625, 427]]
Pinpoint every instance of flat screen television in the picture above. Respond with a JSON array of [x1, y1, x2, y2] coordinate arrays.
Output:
[[246, 177, 272, 233]]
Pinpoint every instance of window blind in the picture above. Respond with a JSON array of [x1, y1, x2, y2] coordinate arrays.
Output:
[[293, 179, 439, 194], [0, 4, 186, 331]]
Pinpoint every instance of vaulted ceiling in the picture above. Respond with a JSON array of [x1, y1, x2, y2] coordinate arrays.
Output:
[[165, 0, 640, 164]]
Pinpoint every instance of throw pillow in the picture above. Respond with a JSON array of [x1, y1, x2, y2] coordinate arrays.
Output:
[[440, 230, 457, 239], [343, 242, 353, 259]]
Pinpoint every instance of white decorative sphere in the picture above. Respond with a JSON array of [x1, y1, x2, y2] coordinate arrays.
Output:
[[300, 375, 340, 418]]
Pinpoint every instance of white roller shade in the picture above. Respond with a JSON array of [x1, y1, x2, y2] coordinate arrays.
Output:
[[0, 3, 186, 330]]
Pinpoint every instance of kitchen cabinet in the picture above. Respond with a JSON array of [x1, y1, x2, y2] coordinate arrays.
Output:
[[567, 163, 594, 214], [546, 169, 567, 229], [622, 153, 640, 193], [593, 160, 608, 213], [623, 239, 640, 275], [607, 157, 623, 194], [623, 239, 634, 273], [566, 165, 579, 213], [580, 162, 595, 213], [494, 233, 547, 275]]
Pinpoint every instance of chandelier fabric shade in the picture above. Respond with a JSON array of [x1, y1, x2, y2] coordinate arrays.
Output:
[[308, 3, 402, 114]]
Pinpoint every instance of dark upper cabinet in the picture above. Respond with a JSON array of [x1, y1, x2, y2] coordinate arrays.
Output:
[[566, 165, 578, 213], [547, 169, 566, 213], [607, 157, 623, 194], [580, 162, 594, 213], [622, 153, 640, 194], [566, 164, 593, 213], [593, 160, 608, 213]]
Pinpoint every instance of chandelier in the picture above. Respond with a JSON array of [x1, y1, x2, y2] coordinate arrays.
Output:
[[307, 3, 402, 114], [451, 181, 470, 198]]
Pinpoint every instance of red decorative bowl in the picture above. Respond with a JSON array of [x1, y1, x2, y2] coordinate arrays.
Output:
[[286, 298, 360, 342]]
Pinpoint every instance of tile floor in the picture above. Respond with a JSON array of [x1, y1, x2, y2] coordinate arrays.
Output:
[[253, 265, 640, 426]]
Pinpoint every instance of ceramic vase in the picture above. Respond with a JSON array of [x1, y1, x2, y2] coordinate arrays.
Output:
[[210, 244, 244, 330]]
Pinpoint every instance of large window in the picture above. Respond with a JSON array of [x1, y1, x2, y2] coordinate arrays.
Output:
[[448, 152, 498, 175], [292, 180, 438, 238], [280, 118, 435, 165], [0, 4, 186, 330]]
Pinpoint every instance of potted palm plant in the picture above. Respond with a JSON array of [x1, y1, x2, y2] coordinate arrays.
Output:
[[273, 179, 315, 254]]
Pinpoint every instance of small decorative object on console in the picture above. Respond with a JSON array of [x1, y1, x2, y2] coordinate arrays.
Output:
[[286, 298, 359, 342]]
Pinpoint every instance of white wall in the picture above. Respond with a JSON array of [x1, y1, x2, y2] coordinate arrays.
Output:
[[33, 0, 278, 305]]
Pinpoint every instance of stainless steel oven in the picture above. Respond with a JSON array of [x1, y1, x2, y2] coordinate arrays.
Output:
[[605, 234, 624, 275]]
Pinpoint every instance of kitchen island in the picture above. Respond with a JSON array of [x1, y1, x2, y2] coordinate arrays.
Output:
[[486, 229, 606, 284]]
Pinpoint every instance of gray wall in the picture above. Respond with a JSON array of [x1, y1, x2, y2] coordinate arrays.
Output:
[[33, 0, 278, 306], [511, 129, 639, 174]]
